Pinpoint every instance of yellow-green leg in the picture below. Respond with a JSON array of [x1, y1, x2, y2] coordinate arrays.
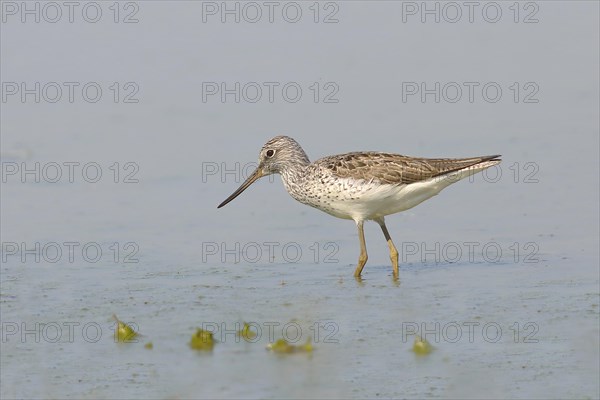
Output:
[[376, 218, 399, 278], [354, 220, 368, 277]]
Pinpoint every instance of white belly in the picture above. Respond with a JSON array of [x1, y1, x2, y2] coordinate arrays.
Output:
[[295, 162, 496, 221]]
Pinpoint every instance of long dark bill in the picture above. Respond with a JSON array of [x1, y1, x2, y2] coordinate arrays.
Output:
[[217, 168, 264, 208]]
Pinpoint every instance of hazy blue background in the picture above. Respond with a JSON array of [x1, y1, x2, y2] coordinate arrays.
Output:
[[1, 1, 598, 399]]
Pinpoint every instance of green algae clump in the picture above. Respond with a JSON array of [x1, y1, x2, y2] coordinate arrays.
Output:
[[412, 336, 433, 355], [113, 315, 138, 343], [267, 338, 313, 354], [190, 329, 215, 351]]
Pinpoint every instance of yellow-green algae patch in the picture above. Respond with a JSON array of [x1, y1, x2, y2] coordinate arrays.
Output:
[[267, 338, 313, 354], [113, 315, 138, 343], [190, 329, 215, 351]]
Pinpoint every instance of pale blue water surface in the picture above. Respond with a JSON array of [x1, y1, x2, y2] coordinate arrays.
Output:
[[1, 2, 599, 399]]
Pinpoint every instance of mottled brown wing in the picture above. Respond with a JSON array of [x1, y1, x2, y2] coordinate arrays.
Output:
[[315, 152, 501, 184]]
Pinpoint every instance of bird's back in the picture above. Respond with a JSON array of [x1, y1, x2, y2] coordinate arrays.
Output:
[[312, 152, 501, 185]]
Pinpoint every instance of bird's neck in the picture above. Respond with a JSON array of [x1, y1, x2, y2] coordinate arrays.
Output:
[[280, 159, 308, 181], [279, 159, 310, 198]]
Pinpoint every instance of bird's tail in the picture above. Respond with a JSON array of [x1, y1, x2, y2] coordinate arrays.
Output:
[[431, 155, 501, 185]]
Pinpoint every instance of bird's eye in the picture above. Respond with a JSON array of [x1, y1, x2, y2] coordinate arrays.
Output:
[[266, 149, 275, 158]]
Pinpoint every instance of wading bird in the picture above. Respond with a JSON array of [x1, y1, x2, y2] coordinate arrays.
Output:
[[218, 136, 500, 279]]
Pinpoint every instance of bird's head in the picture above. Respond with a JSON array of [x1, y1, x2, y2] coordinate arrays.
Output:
[[217, 136, 309, 208]]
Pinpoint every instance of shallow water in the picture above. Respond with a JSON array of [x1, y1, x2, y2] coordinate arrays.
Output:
[[1, 2, 599, 399]]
